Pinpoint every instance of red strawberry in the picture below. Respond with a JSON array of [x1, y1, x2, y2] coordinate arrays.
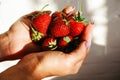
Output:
[[49, 12, 64, 31], [32, 14, 51, 34], [31, 12, 51, 42], [69, 11, 88, 37], [50, 17, 69, 37], [69, 20, 85, 37], [42, 37, 57, 50], [58, 36, 73, 48]]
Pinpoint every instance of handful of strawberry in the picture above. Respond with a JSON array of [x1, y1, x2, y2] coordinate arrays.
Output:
[[30, 5, 88, 53]]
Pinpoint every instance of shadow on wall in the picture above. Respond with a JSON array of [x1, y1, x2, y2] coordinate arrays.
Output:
[[52, 0, 79, 11], [50, 0, 120, 80]]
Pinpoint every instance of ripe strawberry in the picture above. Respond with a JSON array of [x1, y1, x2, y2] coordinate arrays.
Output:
[[69, 20, 85, 37], [58, 36, 73, 48], [51, 18, 69, 37], [50, 16, 69, 37], [42, 37, 57, 50], [31, 12, 51, 42], [69, 11, 88, 37], [32, 13, 51, 34], [49, 12, 64, 31]]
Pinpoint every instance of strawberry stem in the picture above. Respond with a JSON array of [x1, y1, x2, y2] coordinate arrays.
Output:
[[41, 4, 49, 11], [32, 4, 50, 20], [62, 14, 69, 25], [73, 11, 88, 24], [72, 3, 88, 24], [63, 36, 71, 43], [79, 3, 83, 16], [30, 25, 37, 34], [30, 25, 44, 42]]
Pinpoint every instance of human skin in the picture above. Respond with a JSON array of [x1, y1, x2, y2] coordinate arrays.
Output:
[[0, 11, 42, 61], [0, 6, 93, 79], [0, 23, 93, 80]]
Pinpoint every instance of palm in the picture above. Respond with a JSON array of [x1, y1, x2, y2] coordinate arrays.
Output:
[[5, 17, 40, 60], [18, 43, 87, 79]]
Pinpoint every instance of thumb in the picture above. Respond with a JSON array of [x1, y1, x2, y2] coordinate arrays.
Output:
[[67, 23, 94, 63], [81, 23, 94, 50], [24, 10, 51, 20], [68, 41, 88, 63]]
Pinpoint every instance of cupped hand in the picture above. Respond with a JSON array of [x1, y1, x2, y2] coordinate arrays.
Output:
[[16, 23, 93, 79], [0, 11, 41, 61]]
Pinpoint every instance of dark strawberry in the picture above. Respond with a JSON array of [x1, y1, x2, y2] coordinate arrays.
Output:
[[66, 11, 78, 21], [42, 37, 57, 50], [50, 17, 69, 37], [58, 36, 73, 48], [52, 11, 64, 19], [52, 6, 74, 21]]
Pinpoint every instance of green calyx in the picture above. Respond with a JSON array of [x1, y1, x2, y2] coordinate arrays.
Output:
[[62, 14, 69, 25], [73, 11, 88, 24], [30, 25, 44, 42], [63, 36, 71, 43], [73, 4, 88, 24], [48, 40, 58, 50]]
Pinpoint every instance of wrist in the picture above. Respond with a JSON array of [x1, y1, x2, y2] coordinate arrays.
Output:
[[0, 64, 33, 80], [0, 32, 10, 60]]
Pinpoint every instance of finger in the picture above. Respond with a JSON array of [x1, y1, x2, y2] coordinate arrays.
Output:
[[67, 23, 94, 64], [81, 23, 94, 53], [62, 6, 75, 14], [26, 11, 41, 17], [19, 11, 43, 30], [18, 11, 41, 29], [20, 11, 51, 27], [25, 10, 51, 20], [82, 23, 94, 44]]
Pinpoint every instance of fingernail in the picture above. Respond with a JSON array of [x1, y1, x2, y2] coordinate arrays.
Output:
[[86, 41, 91, 49]]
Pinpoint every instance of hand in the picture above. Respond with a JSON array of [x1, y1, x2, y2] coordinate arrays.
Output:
[[0, 23, 93, 80], [16, 23, 93, 79], [0, 11, 41, 61], [0, 6, 74, 61]]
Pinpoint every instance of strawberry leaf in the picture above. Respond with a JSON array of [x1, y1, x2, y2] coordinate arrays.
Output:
[[30, 25, 44, 42], [62, 14, 69, 25], [63, 36, 71, 43], [73, 11, 88, 24], [48, 40, 58, 50]]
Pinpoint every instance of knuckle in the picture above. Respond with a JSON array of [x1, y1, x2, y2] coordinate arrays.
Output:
[[63, 6, 75, 14]]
